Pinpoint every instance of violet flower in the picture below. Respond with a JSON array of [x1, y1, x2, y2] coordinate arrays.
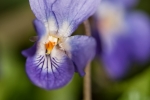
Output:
[[22, 0, 100, 90], [93, 0, 150, 79]]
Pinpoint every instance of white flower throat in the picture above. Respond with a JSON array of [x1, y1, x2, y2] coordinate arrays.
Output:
[[96, 1, 125, 35]]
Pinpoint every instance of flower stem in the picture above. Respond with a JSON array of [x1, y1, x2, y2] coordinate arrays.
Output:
[[83, 20, 92, 100], [83, 20, 91, 36]]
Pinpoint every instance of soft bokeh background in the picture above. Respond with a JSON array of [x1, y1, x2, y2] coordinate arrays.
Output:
[[0, 0, 150, 100]]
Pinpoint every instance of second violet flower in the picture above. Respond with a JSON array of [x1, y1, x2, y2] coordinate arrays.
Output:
[[93, 0, 150, 80]]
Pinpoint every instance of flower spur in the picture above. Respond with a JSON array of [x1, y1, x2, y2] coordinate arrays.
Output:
[[22, 0, 100, 90]]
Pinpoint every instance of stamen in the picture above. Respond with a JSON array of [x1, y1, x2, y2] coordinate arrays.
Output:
[[45, 36, 58, 54]]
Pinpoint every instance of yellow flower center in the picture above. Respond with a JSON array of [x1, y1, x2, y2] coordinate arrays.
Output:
[[45, 36, 58, 54]]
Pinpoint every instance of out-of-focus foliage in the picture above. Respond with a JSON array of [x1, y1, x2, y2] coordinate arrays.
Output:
[[119, 68, 150, 100], [0, 0, 27, 14], [136, 0, 150, 15], [0, 0, 150, 100]]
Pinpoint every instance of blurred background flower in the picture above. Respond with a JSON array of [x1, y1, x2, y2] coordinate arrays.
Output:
[[0, 0, 150, 100], [93, 0, 150, 80]]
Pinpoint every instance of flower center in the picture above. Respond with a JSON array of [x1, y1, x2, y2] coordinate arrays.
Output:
[[45, 36, 58, 54], [96, 2, 125, 35]]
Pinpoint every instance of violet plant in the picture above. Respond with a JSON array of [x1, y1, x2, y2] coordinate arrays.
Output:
[[22, 0, 100, 90]]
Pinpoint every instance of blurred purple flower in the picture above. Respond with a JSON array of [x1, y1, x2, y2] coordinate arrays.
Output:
[[112, 0, 138, 8], [93, 0, 150, 80], [22, 0, 100, 90]]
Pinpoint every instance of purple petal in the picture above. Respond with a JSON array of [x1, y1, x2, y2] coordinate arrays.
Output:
[[102, 52, 130, 80], [127, 12, 150, 62], [29, 0, 58, 32], [22, 19, 46, 57], [112, 0, 138, 8], [26, 45, 74, 90], [92, 30, 102, 56], [52, 0, 100, 36], [33, 19, 46, 37], [29, 0, 55, 22], [22, 43, 37, 58], [102, 37, 131, 79], [62, 35, 96, 76]]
